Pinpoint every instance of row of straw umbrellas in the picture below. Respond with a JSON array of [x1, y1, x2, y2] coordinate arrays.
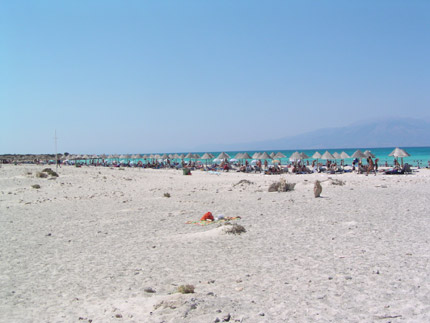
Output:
[[67, 148, 410, 163]]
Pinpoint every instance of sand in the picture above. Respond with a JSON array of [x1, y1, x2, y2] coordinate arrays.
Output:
[[1, 164, 430, 322]]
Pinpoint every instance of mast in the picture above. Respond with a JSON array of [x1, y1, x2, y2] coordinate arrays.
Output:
[[54, 130, 58, 169]]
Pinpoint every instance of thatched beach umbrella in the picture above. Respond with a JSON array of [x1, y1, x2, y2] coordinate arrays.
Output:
[[216, 152, 231, 160], [242, 152, 252, 159], [200, 152, 213, 165], [251, 152, 261, 159], [333, 152, 341, 159], [200, 153, 212, 159], [340, 151, 350, 159], [364, 150, 375, 158], [351, 150, 367, 159], [234, 153, 243, 160], [259, 152, 271, 160], [321, 151, 335, 160], [300, 152, 309, 159], [312, 152, 322, 159], [289, 151, 301, 162], [389, 147, 410, 166], [275, 152, 286, 159], [270, 152, 276, 158]]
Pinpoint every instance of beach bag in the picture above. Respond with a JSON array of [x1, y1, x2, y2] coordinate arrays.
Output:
[[183, 168, 191, 175]]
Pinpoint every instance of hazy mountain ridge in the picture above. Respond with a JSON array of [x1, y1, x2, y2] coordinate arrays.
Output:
[[196, 118, 430, 151]]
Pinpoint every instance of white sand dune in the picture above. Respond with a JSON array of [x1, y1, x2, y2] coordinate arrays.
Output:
[[1, 164, 430, 322]]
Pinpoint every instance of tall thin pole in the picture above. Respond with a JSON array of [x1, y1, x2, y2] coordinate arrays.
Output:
[[54, 130, 58, 169]]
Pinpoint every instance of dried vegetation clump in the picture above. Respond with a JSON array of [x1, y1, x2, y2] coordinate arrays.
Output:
[[268, 178, 295, 192], [331, 179, 345, 186], [177, 285, 195, 294], [224, 223, 246, 235], [36, 172, 48, 178], [233, 179, 254, 187], [42, 168, 59, 177], [32, 184, 41, 189]]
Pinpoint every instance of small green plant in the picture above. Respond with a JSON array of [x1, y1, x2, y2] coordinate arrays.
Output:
[[177, 285, 195, 294], [32, 184, 41, 189]]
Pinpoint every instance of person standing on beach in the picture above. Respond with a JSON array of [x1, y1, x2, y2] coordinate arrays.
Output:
[[366, 156, 376, 176]]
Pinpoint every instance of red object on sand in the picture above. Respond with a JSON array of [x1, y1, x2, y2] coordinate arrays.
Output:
[[200, 212, 214, 221]]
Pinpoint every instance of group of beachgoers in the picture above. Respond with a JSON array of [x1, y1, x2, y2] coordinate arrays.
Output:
[[38, 155, 417, 176], [2, 153, 426, 176]]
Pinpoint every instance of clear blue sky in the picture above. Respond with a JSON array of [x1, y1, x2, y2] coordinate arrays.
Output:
[[1, 0, 429, 154]]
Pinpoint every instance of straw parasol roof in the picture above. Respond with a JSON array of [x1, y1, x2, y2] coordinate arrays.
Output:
[[234, 153, 243, 159], [270, 152, 276, 158], [389, 147, 410, 158], [321, 151, 335, 160], [241, 152, 252, 159], [200, 153, 212, 160], [364, 150, 375, 158], [312, 151, 322, 159], [259, 152, 271, 160], [193, 153, 201, 159], [275, 152, 286, 158], [299, 152, 309, 159], [216, 152, 231, 159], [289, 151, 301, 160], [252, 152, 261, 159], [340, 151, 350, 159], [333, 152, 341, 159], [161, 153, 169, 159], [351, 150, 367, 159]]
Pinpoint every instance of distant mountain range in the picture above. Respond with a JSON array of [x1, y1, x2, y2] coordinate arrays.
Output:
[[195, 118, 430, 151]]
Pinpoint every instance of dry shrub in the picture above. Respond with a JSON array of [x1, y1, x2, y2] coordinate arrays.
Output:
[[233, 179, 254, 187], [177, 285, 195, 294], [164, 193, 171, 198], [32, 184, 41, 189], [36, 172, 48, 178], [224, 223, 246, 235], [42, 168, 59, 177], [268, 178, 295, 192], [331, 179, 345, 186]]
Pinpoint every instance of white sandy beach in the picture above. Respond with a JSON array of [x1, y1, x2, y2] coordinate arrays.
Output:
[[1, 164, 430, 322]]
